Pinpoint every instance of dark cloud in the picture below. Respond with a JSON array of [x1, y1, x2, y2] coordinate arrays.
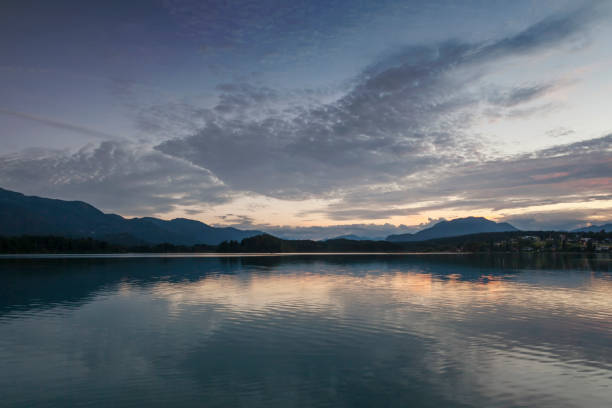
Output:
[[535, 133, 612, 157], [1, 2, 608, 230], [156, 5, 600, 199], [318, 134, 612, 221], [0, 141, 230, 215], [216, 214, 256, 226]]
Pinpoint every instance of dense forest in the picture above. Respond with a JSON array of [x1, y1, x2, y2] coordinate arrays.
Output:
[[1, 230, 610, 254], [0, 235, 216, 254]]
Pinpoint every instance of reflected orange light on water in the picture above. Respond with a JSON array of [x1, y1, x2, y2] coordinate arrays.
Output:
[[147, 269, 612, 333]]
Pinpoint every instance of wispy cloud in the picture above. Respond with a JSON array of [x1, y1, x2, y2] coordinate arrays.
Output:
[[314, 134, 612, 221], [486, 83, 560, 107], [155, 4, 605, 200], [0, 141, 231, 215], [0, 109, 118, 140], [1, 1, 609, 231]]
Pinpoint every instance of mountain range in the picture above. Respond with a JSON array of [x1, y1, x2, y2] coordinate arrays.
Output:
[[1, 187, 527, 245], [0, 187, 262, 245], [386, 217, 518, 242], [571, 224, 612, 233]]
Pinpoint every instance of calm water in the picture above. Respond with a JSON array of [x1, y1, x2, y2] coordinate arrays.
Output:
[[1, 254, 611, 407]]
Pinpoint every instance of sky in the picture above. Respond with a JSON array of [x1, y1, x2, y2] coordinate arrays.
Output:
[[1, 0, 611, 239]]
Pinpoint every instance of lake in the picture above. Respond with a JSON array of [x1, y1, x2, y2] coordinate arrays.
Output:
[[1, 254, 611, 407]]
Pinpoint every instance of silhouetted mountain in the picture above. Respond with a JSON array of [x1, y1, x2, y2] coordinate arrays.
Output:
[[0, 187, 261, 245], [572, 223, 612, 233], [218, 234, 401, 253], [387, 217, 518, 242], [326, 234, 385, 241]]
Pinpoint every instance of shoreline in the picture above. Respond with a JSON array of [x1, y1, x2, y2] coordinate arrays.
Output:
[[0, 251, 604, 259], [0, 252, 469, 259]]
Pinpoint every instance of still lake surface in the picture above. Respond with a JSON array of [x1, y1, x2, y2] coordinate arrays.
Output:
[[1, 253, 611, 407]]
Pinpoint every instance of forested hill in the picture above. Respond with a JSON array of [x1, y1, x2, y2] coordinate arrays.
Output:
[[0, 187, 261, 245], [1, 230, 610, 254]]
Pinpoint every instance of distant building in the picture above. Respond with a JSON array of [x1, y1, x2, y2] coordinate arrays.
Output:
[[522, 236, 540, 241]]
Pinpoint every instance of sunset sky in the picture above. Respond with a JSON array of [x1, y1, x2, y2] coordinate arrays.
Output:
[[1, 0, 611, 238]]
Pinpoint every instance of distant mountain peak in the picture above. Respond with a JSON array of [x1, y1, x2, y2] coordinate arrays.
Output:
[[387, 216, 518, 242], [571, 223, 612, 233]]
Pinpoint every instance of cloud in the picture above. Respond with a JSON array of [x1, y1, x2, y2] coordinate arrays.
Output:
[[0, 141, 230, 215], [216, 213, 256, 226], [0, 109, 118, 140], [487, 84, 556, 107], [485, 79, 573, 110], [477, 2, 598, 57], [227, 222, 415, 241], [482, 79, 573, 120], [545, 127, 575, 138], [1, 2, 608, 231], [210, 211, 421, 240], [316, 134, 612, 221], [155, 4, 601, 200], [500, 209, 612, 231]]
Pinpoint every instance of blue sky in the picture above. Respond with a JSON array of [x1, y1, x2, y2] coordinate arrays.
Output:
[[1, 0, 611, 237]]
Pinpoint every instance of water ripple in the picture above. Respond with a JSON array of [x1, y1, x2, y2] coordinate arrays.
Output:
[[1, 254, 611, 407]]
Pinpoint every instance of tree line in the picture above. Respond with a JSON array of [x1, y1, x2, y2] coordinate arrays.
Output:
[[0, 230, 610, 254]]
